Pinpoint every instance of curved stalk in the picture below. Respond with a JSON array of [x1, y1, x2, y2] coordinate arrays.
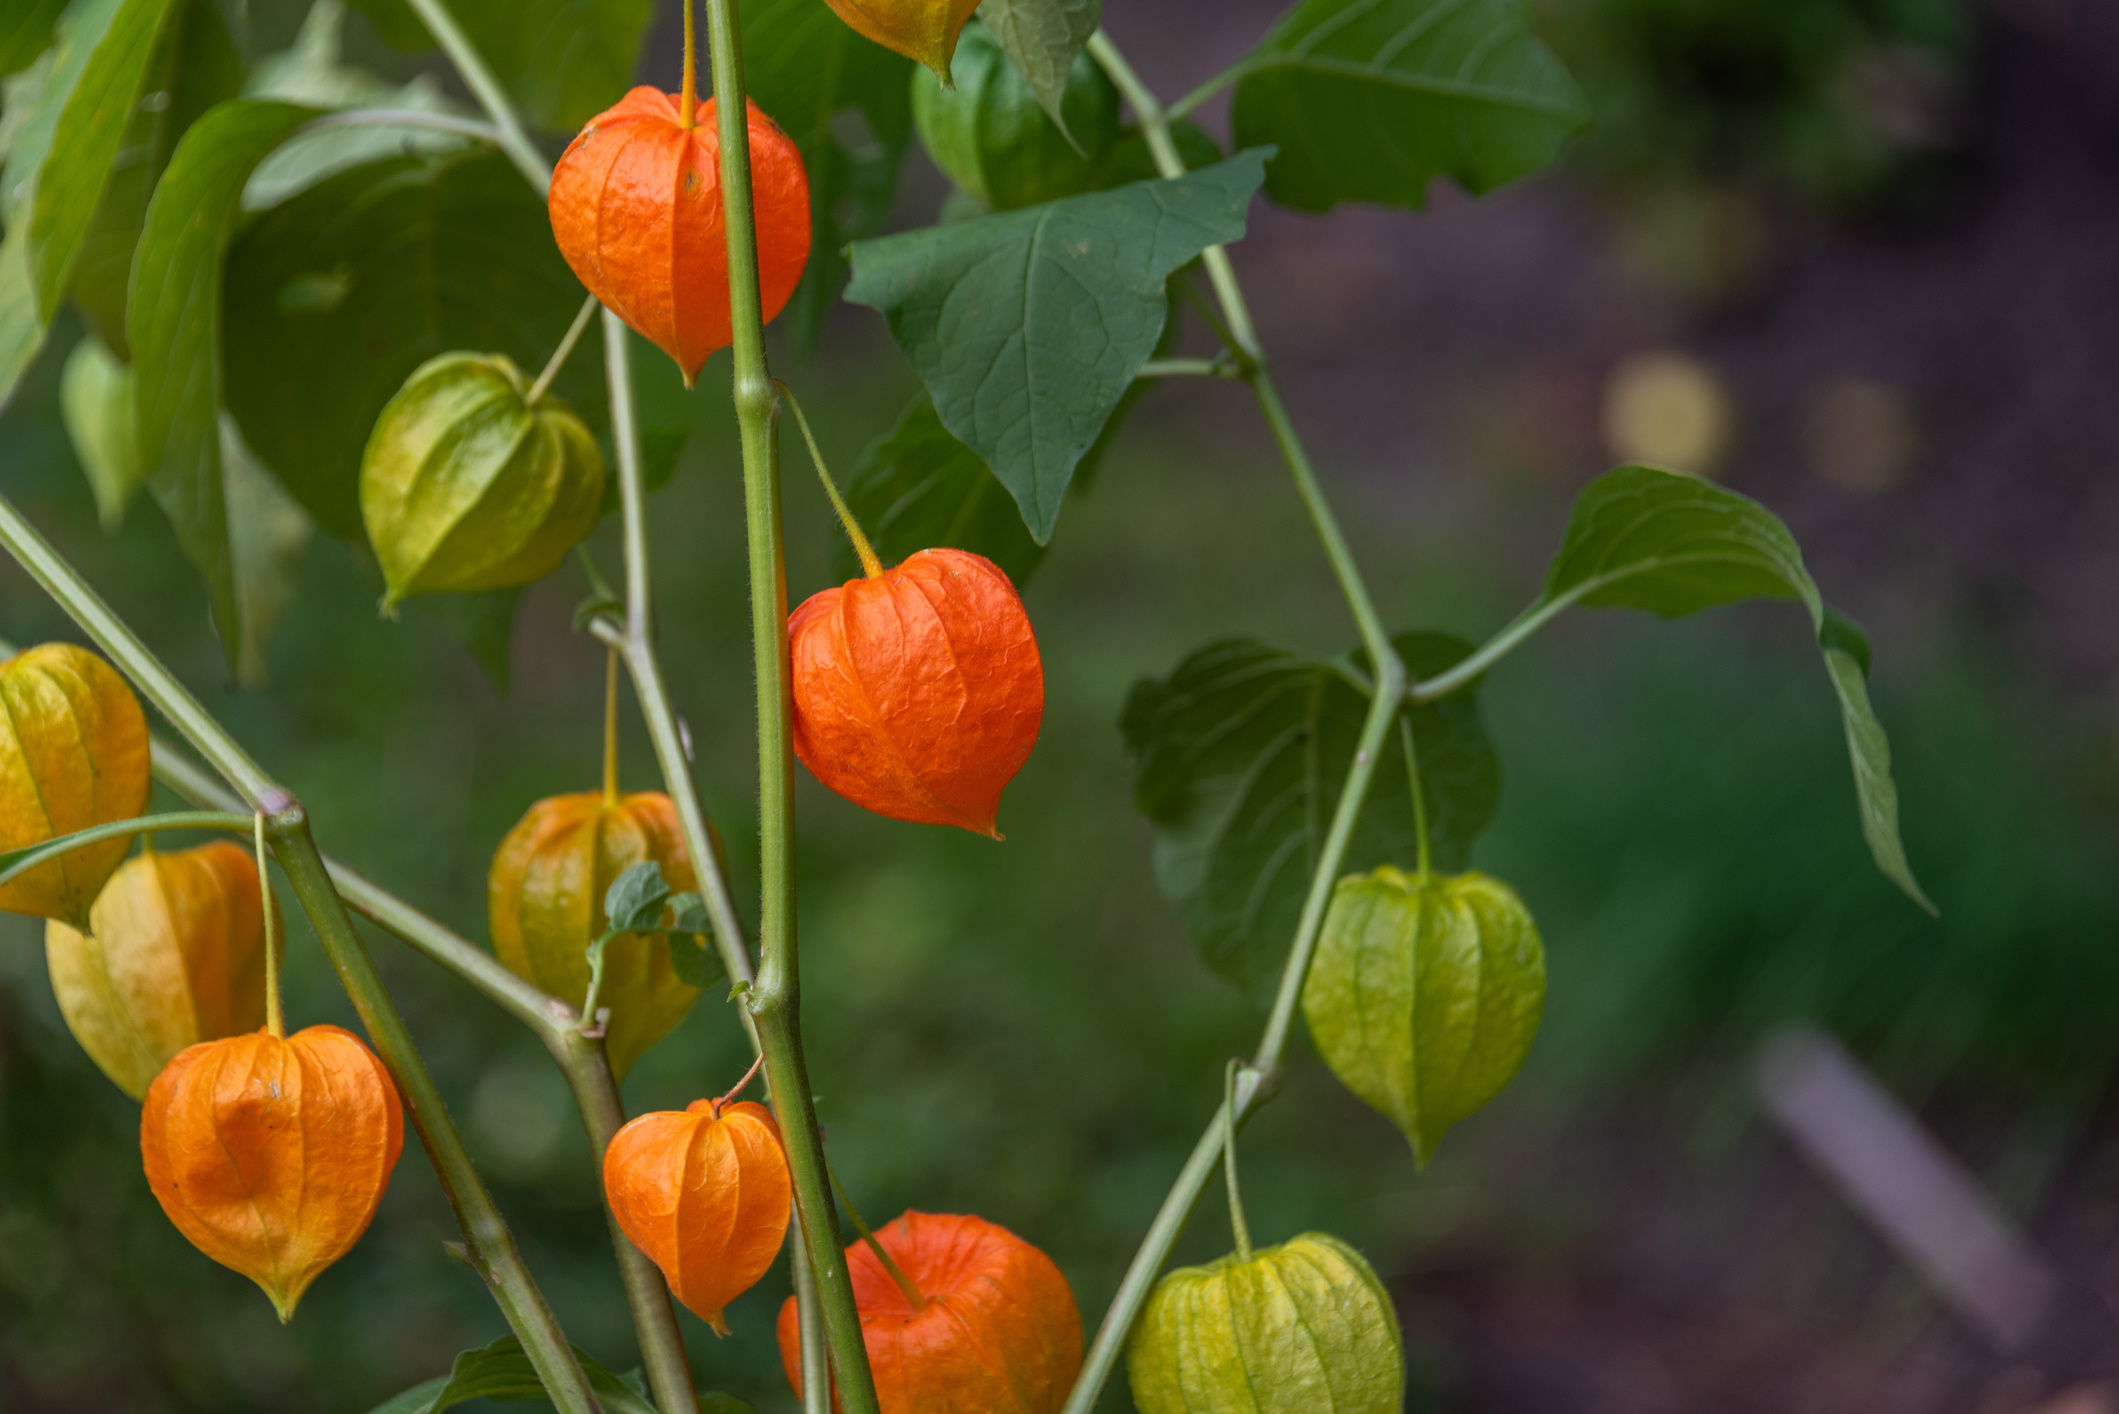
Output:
[[700, 1, 880, 1409], [1060, 35, 1414, 1414], [304, 108, 506, 144], [396, 0, 550, 188]]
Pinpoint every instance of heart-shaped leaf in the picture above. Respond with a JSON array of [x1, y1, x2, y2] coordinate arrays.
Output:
[[1123, 633, 1500, 998], [846, 151, 1267, 544]]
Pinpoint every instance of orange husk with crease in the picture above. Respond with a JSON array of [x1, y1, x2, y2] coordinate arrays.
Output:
[[774, 1210, 1082, 1414], [823, 0, 982, 84], [789, 548, 1043, 837], [603, 1099, 791, 1334], [46, 840, 272, 1100], [0, 642, 150, 928], [547, 89, 810, 385], [141, 1025, 404, 1321], [488, 790, 702, 1080]]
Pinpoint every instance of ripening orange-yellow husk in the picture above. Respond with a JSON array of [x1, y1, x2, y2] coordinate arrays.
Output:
[[488, 790, 701, 1079], [141, 1025, 404, 1321], [0, 642, 150, 927], [548, 90, 810, 384], [789, 549, 1043, 837], [821, 0, 981, 83], [46, 840, 272, 1099], [776, 1210, 1082, 1414], [603, 1098, 791, 1334]]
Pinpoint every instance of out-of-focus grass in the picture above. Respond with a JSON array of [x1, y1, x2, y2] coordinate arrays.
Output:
[[2, 284, 2113, 1413]]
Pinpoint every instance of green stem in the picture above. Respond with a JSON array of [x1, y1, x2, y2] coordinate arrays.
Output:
[[1062, 35, 1412, 1414], [1136, 357, 1239, 380], [529, 294, 600, 408], [306, 108, 505, 144], [255, 813, 284, 1040], [1408, 592, 1579, 703], [700, 2, 879, 1410], [828, 1168, 925, 1311], [0, 811, 254, 890], [396, 0, 549, 189], [776, 380, 882, 578], [1401, 717, 1431, 879], [0, 511, 601, 1414], [579, 931, 616, 1031], [271, 825, 601, 1414], [1221, 1061, 1252, 1261], [0, 496, 278, 807]]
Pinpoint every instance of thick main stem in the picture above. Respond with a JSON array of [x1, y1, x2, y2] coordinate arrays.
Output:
[[701, 1, 880, 1410]]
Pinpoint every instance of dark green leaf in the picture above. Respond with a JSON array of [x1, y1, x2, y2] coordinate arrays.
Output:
[[128, 98, 315, 665], [834, 392, 1047, 586], [0, 231, 48, 414], [1088, 119, 1222, 191], [67, 0, 245, 358], [222, 148, 598, 538], [1230, 0, 1586, 213], [738, 0, 914, 356], [1540, 463, 1933, 911], [846, 151, 1267, 544], [665, 890, 724, 989], [340, 0, 654, 131], [698, 1397, 757, 1414], [913, 20, 1117, 211], [29, 0, 179, 318], [1122, 633, 1500, 998], [0, 0, 66, 76], [221, 414, 313, 688], [973, 0, 1101, 142], [365, 1337, 660, 1414], [604, 860, 671, 936]]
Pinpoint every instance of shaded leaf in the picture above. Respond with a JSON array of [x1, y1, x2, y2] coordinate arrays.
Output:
[[1122, 633, 1500, 998], [128, 98, 315, 665], [66, 0, 245, 357], [221, 148, 599, 538], [362, 1335, 659, 1414], [738, 0, 914, 355], [975, 0, 1101, 142], [834, 392, 1047, 586], [405, 589, 521, 691], [1230, 0, 1586, 212], [846, 151, 1266, 543], [0, 0, 66, 76], [340, 0, 654, 132], [1540, 463, 1932, 911], [28, 0, 178, 318], [664, 891, 724, 989], [222, 415, 313, 688], [0, 230, 48, 415]]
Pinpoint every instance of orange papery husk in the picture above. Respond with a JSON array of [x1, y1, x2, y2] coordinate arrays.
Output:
[[140, 1025, 404, 1321], [775, 1210, 1083, 1414], [789, 549, 1044, 837], [547, 89, 811, 385], [0, 642, 150, 926], [603, 1098, 792, 1334]]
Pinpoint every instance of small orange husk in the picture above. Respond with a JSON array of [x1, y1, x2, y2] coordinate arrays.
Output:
[[603, 1098, 792, 1334], [140, 1025, 404, 1321]]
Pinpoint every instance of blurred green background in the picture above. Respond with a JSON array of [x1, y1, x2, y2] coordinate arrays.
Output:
[[5, 0, 2119, 1410]]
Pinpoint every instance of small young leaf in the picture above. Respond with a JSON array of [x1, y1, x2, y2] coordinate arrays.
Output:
[[1122, 633, 1500, 998], [662, 891, 726, 989], [1303, 867, 1545, 1164], [846, 151, 1267, 544], [60, 336, 145, 530], [129, 98, 317, 668], [836, 392, 1048, 586], [1230, 0, 1586, 213], [974, 0, 1102, 143], [740, 0, 915, 355], [1540, 464, 1933, 911], [603, 860, 672, 936]]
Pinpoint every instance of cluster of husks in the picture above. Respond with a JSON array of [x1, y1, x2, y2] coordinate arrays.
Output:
[[2, 644, 403, 1321]]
